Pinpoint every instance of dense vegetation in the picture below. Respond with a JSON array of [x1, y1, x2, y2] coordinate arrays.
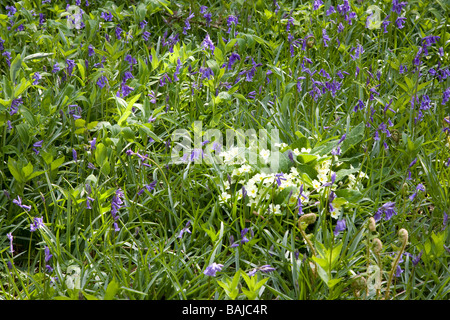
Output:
[[0, 0, 449, 300]]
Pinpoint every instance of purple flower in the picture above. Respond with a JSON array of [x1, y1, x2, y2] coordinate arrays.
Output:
[[382, 15, 391, 33], [202, 33, 215, 52], [412, 251, 423, 266], [110, 188, 124, 232], [97, 75, 108, 88], [226, 15, 238, 35], [409, 183, 425, 201], [44, 245, 53, 262], [395, 17, 406, 29], [183, 11, 194, 35], [117, 84, 134, 98], [313, 0, 323, 10], [442, 87, 450, 105], [326, 5, 336, 16], [6, 5, 17, 17], [177, 221, 192, 238], [227, 52, 241, 70], [204, 262, 223, 276], [30, 216, 45, 232], [247, 91, 256, 99], [100, 12, 112, 21], [200, 67, 214, 80], [350, 44, 364, 60], [137, 180, 157, 196], [322, 172, 336, 187], [374, 201, 397, 222], [274, 173, 286, 187], [248, 265, 276, 277], [392, 0, 408, 14], [89, 137, 96, 150], [125, 54, 137, 70], [115, 25, 123, 39], [399, 64, 407, 74], [443, 212, 448, 230], [230, 235, 239, 248], [240, 228, 250, 244], [322, 29, 330, 47], [142, 31, 151, 41], [334, 219, 346, 236], [13, 196, 31, 211], [66, 59, 76, 76], [52, 63, 60, 73], [7, 233, 14, 254], [140, 20, 147, 29], [32, 72, 42, 85]]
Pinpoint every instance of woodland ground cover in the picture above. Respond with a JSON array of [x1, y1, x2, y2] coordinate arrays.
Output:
[[0, 0, 449, 300]]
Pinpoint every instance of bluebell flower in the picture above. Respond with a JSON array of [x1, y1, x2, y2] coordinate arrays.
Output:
[[13, 196, 31, 212], [101, 11, 113, 21], [350, 44, 364, 60], [142, 31, 151, 41], [412, 250, 423, 266], [248, 265, 276, 277], [32, 72, 42, 85], [382, 15, 391, 33], [7, 233, 14, 254], [204, 262, 223, 276], [409, 183, 425, 201], [30, 216, 45, 231], [110, 188, 124, 232], [227, 52, 241, 70], [202, 33, 215, 52], [326, 5, 335, 15], [115, 25, 123, 39], [313, 0, 323, 10], [334, 219, 346, 236], [443, 87, 450, 105], [183, 11, 194, 35], [6, 5, 17, 17], [374, 201, 397, 222], [97, 75, 108, 89], [322, 29, 330, 47], [226, 15, 238, 35], [66, 59, 76, 76], [392, 0, 408, 14], [274, 173, 286, 187], [140, 20, 147, 29], [229, 235, 239, 248], [177, 221, 192, 238], [395, 17, 406, 29]]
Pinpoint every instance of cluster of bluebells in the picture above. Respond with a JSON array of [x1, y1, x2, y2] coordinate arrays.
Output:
[[110, 189, 125, 232]]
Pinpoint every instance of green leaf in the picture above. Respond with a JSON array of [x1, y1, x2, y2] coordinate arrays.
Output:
[[104, 279, 120, 300], [21, 162, 34, 178], [8, 157, 24, 183], [117, 93, 141, 126], [95, 143, 107, 167], [340, 122, 365, 155], [51, 156, 65, 171], [23, 52, 54, 62], [10, 54, 22, 83]]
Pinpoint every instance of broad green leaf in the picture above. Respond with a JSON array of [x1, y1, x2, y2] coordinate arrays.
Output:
[[104, 279, 120, 300], [10, 54, 22, 83], [51, 156, 65, 171], [8, 157, 24, 183], [117, 93, 141, 126], [22, 162, 34, 178]]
